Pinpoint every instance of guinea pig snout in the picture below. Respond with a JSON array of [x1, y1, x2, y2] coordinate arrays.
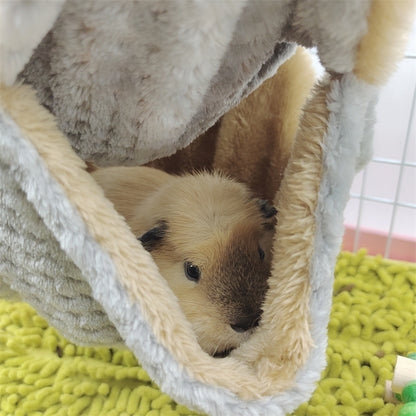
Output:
[[230, 311, 261, 333]]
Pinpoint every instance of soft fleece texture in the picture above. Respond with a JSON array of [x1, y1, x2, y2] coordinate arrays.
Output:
[[17, 0, 374, 166], [0, 251, 414, 416], [1, 1, 415, 415]]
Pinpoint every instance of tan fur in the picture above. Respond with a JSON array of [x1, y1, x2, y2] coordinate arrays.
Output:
[[354, 0, 416, 85], [92, 166, 274, 356]]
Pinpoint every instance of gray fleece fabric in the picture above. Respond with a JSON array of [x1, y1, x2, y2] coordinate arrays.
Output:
[[18, 0, 371, 166]]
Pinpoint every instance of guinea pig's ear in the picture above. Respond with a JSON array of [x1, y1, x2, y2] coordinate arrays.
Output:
[[138, 220, 168, 252], [256, 199, 277, 218], [256, 199, 277, 230]]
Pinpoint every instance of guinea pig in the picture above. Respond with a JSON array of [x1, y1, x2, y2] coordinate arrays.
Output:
[[91, 166, 276, 356]]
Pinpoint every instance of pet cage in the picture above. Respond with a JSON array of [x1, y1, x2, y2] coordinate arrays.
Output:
[[343, 23, 416, 262], [0, 3, 415, 416]]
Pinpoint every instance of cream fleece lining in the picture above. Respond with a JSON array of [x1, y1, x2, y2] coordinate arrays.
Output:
[[354, 0, 416, 85]]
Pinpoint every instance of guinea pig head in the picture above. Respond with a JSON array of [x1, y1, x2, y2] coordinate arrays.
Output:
[[137, 174, 276, 356]]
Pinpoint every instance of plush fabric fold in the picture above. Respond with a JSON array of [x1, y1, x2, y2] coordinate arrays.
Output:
[[1, 1, 415, 415]]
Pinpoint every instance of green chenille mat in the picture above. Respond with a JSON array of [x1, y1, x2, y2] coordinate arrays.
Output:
[[0, 250, 415, 416]]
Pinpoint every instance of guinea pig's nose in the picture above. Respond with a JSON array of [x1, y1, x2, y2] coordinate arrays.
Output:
[[230, 315, 260, 333]]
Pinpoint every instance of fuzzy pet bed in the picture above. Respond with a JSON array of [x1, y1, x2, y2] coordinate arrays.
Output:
[[0, 251, 414, 416], [0, 2, 415, 415]]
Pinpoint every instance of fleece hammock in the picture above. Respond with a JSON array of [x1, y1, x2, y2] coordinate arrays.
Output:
[[0, 1, 415, 415]]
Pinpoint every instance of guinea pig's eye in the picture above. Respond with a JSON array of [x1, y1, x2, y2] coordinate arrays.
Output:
[[258, 246, 265, 261], [184, 261, 200, 282]]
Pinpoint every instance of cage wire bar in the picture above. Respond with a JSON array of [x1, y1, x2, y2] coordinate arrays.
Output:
[[350, 50, 416, 259], [385, 81, 416, 258]]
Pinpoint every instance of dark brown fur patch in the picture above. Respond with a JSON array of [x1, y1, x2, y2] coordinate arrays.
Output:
[[138, 221, 168, 251], [204, 225, 270, 327]]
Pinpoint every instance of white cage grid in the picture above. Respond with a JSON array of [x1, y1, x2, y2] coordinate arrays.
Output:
[[343, 26, 416, 262]]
